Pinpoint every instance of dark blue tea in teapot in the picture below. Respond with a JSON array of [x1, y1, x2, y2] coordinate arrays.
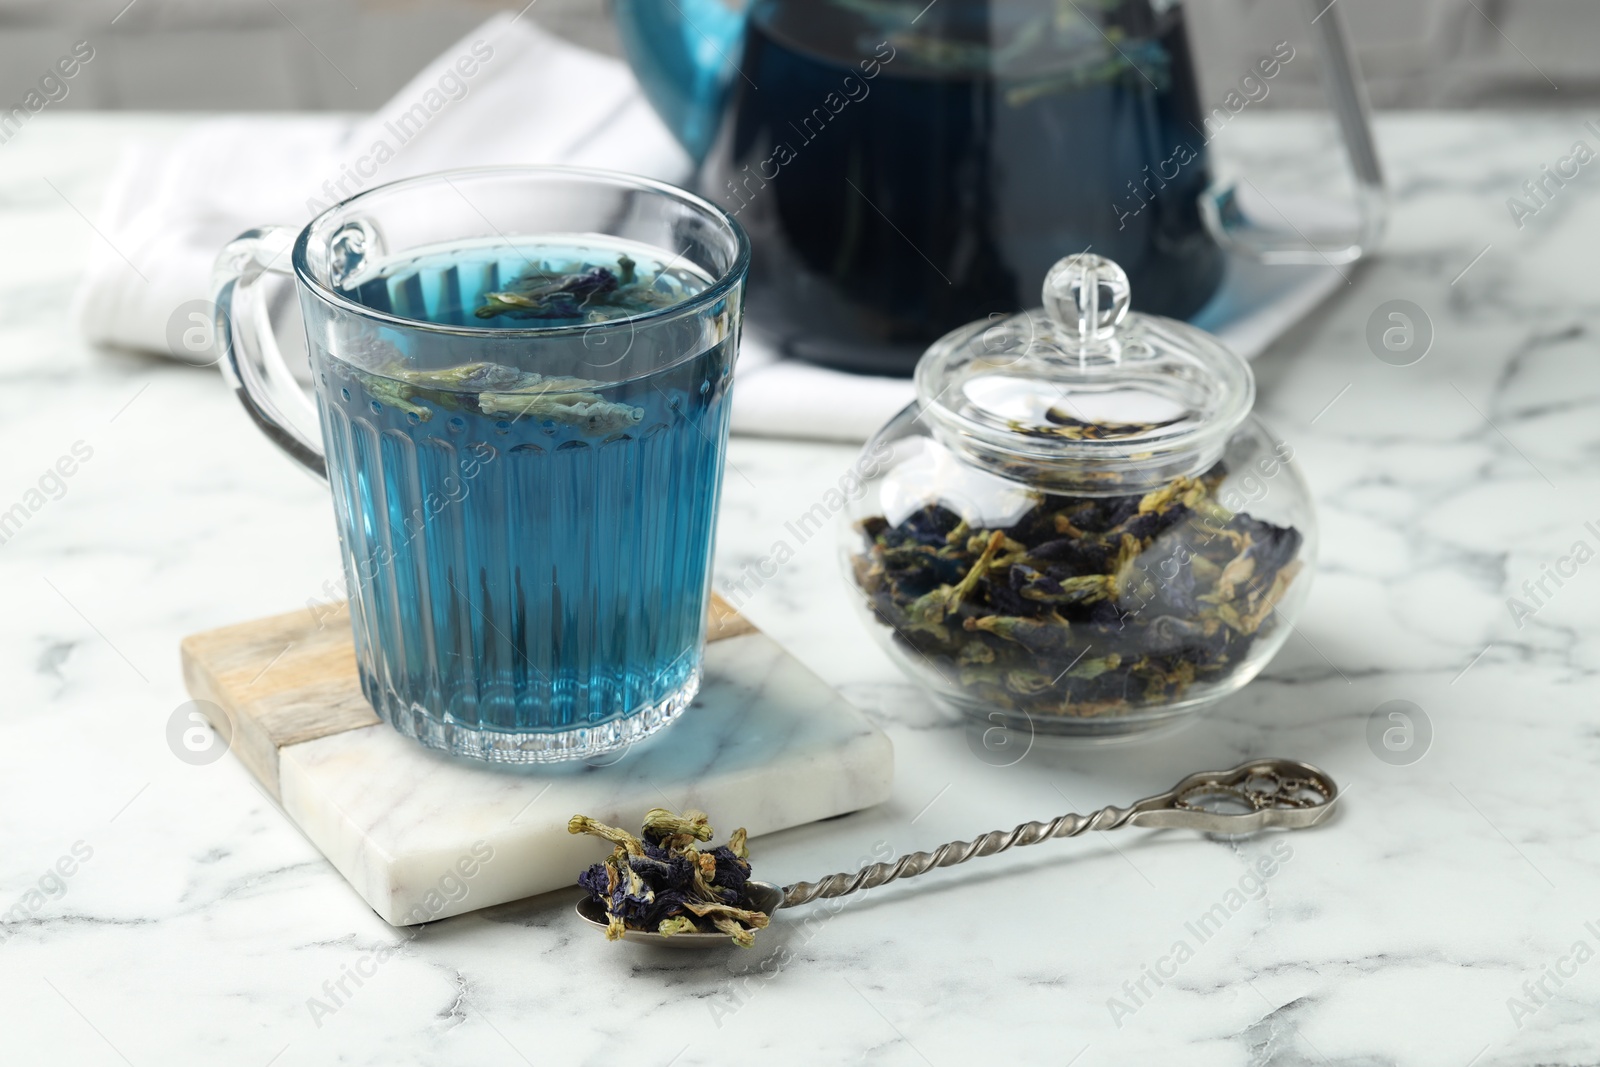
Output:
[[620, 0, 1227, 374]]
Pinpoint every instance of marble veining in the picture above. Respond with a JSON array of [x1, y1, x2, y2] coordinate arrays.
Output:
[[3, 112, 1600, 1064]]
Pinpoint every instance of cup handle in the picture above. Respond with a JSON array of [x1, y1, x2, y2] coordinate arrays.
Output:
[[1200, 0, 1388, 267], [212, 225, 328, 482]]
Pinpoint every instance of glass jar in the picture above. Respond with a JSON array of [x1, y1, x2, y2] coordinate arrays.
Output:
[[840, 254, 1316, 738]]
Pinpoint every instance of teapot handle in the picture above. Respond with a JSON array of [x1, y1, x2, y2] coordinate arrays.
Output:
[[613, 0, 751, 165], [211, 225, 329, 482], [1201, 0, 1388, 266]]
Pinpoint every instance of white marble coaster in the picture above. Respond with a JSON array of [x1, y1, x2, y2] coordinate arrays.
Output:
[[181, 604, 894, 925]]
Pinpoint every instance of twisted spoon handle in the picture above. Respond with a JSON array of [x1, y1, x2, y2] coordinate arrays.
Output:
[[782, 800, 1137, 907], [779, 757, 1337, 908]]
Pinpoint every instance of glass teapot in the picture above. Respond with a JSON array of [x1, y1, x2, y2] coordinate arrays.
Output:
[[615, 0, 1386, 374]]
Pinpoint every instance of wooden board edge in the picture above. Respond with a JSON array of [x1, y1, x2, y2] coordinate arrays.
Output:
[[180, 634, 284, 800], [707, 592, 758, 642]]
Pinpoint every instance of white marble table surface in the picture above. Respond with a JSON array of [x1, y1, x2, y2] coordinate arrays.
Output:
[[5, 112, 1600, 1066]]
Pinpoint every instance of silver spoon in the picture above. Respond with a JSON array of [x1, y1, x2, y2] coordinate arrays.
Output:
[[575, 757, 1339, 947]]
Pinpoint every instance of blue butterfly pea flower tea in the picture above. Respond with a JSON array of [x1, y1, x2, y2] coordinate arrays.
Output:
[[214, 168, 749, 762]]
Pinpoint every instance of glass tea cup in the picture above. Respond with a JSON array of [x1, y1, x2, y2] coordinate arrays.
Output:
[[212, 167, 749, 763]]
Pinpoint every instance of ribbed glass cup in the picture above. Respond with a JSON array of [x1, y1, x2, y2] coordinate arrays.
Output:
[[219, 167, 749, 763]]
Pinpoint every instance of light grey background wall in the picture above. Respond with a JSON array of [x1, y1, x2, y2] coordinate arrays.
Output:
[[0, 0, 1589, 112]]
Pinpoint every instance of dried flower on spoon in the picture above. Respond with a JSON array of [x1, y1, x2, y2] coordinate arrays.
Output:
[[569, 809, 770, 947]]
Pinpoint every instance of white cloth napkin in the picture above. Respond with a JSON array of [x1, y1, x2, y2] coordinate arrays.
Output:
[[74, 12, 1342, 445], [75, 13, 690, 358]]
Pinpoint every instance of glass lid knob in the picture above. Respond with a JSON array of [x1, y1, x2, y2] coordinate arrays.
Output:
[[1042, 253, 1132, 353]]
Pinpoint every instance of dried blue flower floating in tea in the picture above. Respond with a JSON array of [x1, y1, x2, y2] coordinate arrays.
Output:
[[851, 464, 1304, 718], [569, 809, 769, 946], [337, 248, 720, 436], [476, 253, 681, 322], [346, 360, 648, 435]]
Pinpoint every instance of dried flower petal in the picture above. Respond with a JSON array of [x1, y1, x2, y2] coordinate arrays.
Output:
[[642, 808, 713, 844], [567, 815, 646, 857]]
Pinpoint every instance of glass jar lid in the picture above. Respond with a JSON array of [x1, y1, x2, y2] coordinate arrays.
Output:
[[913, 254, 1255, 492]]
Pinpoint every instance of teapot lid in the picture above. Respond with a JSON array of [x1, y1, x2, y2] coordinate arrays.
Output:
[[913, 253, 1255, 490]]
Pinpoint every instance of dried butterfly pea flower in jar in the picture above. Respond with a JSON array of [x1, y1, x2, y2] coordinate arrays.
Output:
[[840, 254, 1316, 738]]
